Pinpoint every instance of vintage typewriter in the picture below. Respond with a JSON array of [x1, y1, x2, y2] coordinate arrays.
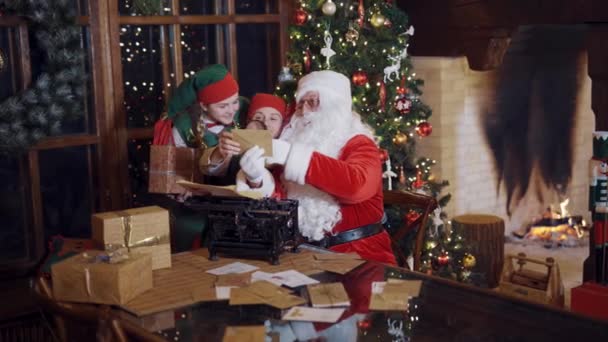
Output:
[[185, 196, 300, 264]]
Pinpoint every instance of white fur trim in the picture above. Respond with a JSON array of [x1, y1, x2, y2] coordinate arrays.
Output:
[[235, 169, 275, 197], [172, 127, 187, 147], [284, 143, 314, 185]]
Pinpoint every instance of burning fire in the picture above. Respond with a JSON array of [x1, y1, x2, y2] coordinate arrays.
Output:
[[525, 198, 587, 246]]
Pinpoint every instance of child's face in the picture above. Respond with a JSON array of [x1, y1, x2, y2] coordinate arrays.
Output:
[[250, 107, 284, 138], [202, 92, 240, 125]]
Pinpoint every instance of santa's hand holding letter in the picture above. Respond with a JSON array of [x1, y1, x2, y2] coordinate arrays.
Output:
[[236, 70, 396, 265]]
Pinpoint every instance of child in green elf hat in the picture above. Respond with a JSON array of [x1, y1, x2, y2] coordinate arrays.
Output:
[[167, 64, 243, 149]]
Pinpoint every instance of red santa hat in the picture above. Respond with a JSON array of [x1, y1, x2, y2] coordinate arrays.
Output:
[[247, 93, 287, 120], [295, 70, 352, 110]]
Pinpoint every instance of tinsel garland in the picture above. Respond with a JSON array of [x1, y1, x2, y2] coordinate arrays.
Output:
[[0, 0, 86, 155]]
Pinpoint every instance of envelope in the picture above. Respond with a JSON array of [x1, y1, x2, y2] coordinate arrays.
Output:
[[232, 129, 273, 156], [191, 286, 219, 302], [368, 280, 422, 311], [222, 325, 266, 342], [313, 259, 366, 275], [307, 282, 350, 307], [313, 253, 362, 260], [216, 273, 252, 287]]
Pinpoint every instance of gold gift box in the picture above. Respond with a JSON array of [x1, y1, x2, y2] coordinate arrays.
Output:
[[92, 206, 171, 270], [51, 251, 153, 305]]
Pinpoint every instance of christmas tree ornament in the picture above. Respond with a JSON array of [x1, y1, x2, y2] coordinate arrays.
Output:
[[437, 252, 450, 266], [304, 48, 311, 72], [412, 169, 425, 189], [399, 166, 406, 185], [320, 30, 336, 69], [277, 66, 294, 84], [322, 0, 337, 16], [382, 156, 398, 190], [352, 70, 368, 86], [393, 132, 407, 144], [379, 148, 389, 162], [383, 55, 401, 83], [416, 121, 432, 137], [406, 210, 420, 225], [294, 8, 308, 26], [290, 62, 303, 75], [345, 23, 360, 43], [394, 96, 412, 114], [425, 240, 438, 250], [357, 0, 365, 27], [463, 253, 476, 269], [378, 80, 386, 110], [370, 13, 386, 28], [384, 19, 392, 28]]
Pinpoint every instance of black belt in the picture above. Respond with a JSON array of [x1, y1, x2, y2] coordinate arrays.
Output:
[[314, 223, 384, 248]]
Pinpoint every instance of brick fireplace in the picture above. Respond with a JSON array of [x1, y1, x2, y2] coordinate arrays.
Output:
[[411, 26, 594, 235]]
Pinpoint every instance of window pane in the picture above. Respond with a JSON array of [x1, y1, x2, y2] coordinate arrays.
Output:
[[236, 24, 281, 97], [119, 0, 173, 15], [0, 155, 28, 261], [77, 0, 89, 15], [180, 0, 219, 15], [39, 146, 96, 240], [121, 25, 170, 128], [60, 26, 94, 135], [0, 27, 20, 102], [128, 138, 152, 207], [235, 0, 278, 14], [181, 25, 222, 77]]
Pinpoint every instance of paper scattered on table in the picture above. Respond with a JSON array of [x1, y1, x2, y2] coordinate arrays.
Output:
[[269, 270, 320, 288], [282, 307, 345, 323], [313, 259, 366, 275], [206, 262, 259, 275], [215, 286, 235, 300], [251, 271, 284, 286], [229, 280, 305, 309], [216, 273, 252, 287], [368, 279, 422, 311], [307, 282, 350, 308], [222, 325, 267, 342]]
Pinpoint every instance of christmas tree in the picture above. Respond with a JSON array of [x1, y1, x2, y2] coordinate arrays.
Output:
[[276, 0, 475, 281]]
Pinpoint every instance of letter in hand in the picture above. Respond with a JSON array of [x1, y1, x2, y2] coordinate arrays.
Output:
[[240, 146, 266, 184], [265, 139, 291, 166]]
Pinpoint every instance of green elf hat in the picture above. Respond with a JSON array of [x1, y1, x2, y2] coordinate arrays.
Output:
[[167, 64, 239, 118], [593, 131, 608, 161]]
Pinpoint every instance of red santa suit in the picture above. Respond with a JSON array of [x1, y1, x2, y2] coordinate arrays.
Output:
[[236, 70, 396, 265]]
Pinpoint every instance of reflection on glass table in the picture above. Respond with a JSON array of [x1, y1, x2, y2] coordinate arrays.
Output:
[[125, 245, 608, 342]]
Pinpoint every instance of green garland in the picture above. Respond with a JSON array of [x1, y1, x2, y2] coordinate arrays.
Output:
[[0, 0, 86, 155]]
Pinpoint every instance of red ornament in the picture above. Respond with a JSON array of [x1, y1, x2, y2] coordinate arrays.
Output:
[[379, 149, 389, 162], [384, 19, 392, 27], [378, 81, 386, 110], [412, 170, 425, 189], [357, 0, 365, 27], [405, 210, 421, 225], [304, 48, 311, 73], [294, 8, 308, 26], [416, 121, 432, 137], [357, 319, 371, 330], [352, 70, 368, 86], [395, 96, 412, 114], [437, 252, 450, 266]]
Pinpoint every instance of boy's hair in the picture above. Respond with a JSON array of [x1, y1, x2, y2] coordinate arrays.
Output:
[[246, 119, 267, 130]]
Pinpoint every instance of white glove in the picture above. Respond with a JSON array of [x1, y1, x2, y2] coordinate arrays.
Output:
[[240, 146, 266, 183], [265, 139, 292, 166]]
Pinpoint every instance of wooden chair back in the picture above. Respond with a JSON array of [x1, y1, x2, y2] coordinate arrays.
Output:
[[383, 190, 438, 271]]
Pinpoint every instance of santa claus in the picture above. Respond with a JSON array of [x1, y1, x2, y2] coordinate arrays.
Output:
[[236, 70, 396, 265]]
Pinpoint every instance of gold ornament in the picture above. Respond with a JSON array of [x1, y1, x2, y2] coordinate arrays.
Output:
[[322, 0, 337, 16], [345, 23, 360, 43], [370, 13, 386, 28], [463, 253, 476, 269], [425, 240, 438, 250]]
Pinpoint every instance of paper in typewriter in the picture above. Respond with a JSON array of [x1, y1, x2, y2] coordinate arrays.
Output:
[[176, 180, 263, 199]]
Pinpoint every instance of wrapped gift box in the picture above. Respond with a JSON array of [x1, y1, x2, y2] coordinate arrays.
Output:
[[92, 206, 171, 270], [51, 251, 153, 305], [149, 145, 200, 194]]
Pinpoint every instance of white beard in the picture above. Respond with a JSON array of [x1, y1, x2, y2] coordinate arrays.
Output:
[[279, 102, 375, 241]]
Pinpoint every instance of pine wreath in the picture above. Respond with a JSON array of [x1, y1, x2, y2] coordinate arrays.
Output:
[[0, 0, 86, 155]]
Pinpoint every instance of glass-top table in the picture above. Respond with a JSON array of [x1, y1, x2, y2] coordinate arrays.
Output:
[[129, 246, 608, 341]]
